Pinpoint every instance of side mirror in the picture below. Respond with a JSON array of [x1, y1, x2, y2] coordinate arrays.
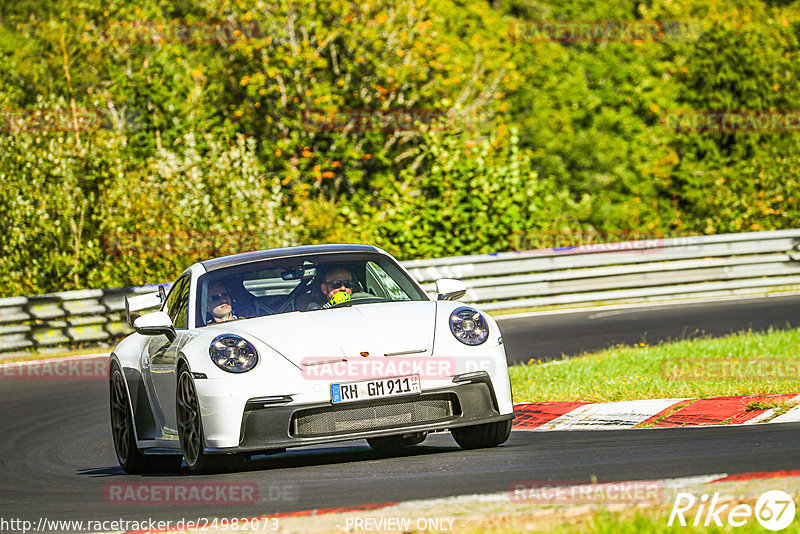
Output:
[[125, 291, 164, 326], [435, 278, 467, 301], [133, 311, 176, 342]]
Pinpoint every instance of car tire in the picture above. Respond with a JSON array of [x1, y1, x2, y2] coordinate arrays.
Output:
[[177, 369, 243, 474], [110, 364, 181, 473], [367, 432, 426, 452], [110, 364, 148, 473], [451, 419, 512, 450]]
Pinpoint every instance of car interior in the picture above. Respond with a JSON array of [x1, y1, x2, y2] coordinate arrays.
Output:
[[197, 257, 419, 325]]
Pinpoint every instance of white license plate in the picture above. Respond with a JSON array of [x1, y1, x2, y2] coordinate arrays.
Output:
[[330, 375, 421, 404]]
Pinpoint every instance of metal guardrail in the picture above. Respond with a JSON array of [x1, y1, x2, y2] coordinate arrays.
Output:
[[0, 286, 160, 353], [1, 229, 799, 352], [404, 229, 800, 310]]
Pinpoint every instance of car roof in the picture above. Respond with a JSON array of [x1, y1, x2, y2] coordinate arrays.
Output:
[[200, 244, 381, 272]]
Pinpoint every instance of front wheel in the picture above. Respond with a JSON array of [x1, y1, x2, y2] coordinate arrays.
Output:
[[177, 369, 243, 474], [451, 419, 512, 450]]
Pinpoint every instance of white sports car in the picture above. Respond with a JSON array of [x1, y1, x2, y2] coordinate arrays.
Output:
[[109, 244, 513, 473]]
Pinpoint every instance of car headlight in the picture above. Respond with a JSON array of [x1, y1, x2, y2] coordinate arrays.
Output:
[[449, 307, 489, 345], [209, 335, 258, 373]]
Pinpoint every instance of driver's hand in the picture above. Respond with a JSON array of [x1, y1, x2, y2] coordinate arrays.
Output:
[[323, 291, 351, 308], [330, 291, 351, 306]]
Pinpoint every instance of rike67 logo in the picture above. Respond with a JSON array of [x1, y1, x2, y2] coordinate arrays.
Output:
[[668, 490, 796, 531]]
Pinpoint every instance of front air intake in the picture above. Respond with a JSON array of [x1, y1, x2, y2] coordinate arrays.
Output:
[[291, 394, 458, 437]]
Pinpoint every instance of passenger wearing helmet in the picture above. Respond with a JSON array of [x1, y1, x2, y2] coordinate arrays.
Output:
[[205, 281, 241, 323]]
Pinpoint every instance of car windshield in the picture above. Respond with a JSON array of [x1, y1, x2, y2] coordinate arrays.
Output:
[[196, 252, 428, 326]]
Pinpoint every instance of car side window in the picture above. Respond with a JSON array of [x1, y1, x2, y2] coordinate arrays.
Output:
[[365, 261, 412, 300], [165, 275, 191, 329]]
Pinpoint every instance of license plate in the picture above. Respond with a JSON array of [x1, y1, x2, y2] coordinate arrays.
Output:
[[331, 375, 421, 404]]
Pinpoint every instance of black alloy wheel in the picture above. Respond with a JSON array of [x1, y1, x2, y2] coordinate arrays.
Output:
[[177, 369, 243, 473]]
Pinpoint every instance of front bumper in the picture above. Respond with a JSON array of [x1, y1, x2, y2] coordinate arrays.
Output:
[[207, 378, 511, 453]]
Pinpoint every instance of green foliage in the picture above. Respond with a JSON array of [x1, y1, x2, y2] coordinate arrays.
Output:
[[358, 125, 574, 258], [100, 132, 297, 287], [0, 97, 123, 294], [0, 0, 799, 295]]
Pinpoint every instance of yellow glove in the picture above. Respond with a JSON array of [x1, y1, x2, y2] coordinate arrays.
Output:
[[329, 291, 351, 306]]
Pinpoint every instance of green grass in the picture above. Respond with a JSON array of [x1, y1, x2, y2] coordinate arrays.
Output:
[[561, 509, 800, 534], [455, 499, 800, 533], [538, 508, 800, 534], [509, 328, 800, 402]]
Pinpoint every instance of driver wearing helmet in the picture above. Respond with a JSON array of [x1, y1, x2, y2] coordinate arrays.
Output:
[[306, 266, 354, 310]]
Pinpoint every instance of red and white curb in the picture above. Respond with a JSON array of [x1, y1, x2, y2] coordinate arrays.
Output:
[[513, 393, 800, 430]]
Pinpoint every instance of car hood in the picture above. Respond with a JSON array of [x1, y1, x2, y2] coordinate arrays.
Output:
[[214, 301, 437, 368]]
